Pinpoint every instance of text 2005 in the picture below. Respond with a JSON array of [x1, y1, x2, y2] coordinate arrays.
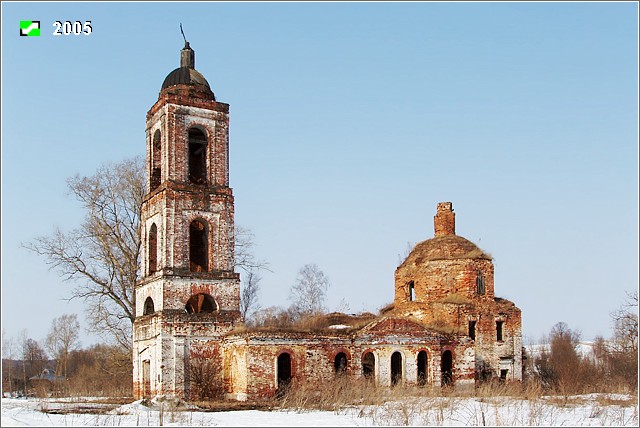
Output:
[[53, 21, 92, 36]]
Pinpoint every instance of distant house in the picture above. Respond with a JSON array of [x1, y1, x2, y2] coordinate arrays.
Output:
[[28, 369, 65, 396]]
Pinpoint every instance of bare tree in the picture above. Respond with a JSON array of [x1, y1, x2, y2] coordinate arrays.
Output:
[[23, 338, 48, 379], [549, 322, 581, 394], [25, 157, 145, 351], [25, 157, 268, 349], [234, 226, 270, 273], [18, 330, 29, 397], [2, 330, 16, 395], [45, 314, 81, 378], [235, 226, 270, 322], [289, 263, 330, 318], [611, 290, 638, 354], [240, 267, 262, 322], [608, 290, 638, 391]]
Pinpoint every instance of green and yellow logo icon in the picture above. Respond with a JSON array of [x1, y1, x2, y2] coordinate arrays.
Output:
[[20, 20, 40, 37]]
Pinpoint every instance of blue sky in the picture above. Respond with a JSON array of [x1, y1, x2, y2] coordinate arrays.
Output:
[[1, 1, 638, 349]]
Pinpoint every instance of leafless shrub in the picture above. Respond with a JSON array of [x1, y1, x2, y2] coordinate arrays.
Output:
[[189, 348, 223, 401]]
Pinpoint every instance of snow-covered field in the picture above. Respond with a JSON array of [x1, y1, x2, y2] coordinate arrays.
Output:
[[1, 393, 638, 426]]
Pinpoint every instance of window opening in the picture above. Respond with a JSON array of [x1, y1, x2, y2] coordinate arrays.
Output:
[[500, 369, 508, 381], [362, 352, 375, 380], [189, 219, 208, 272], [143, 297, 155, 315], [441, 350, 453, 387], [496, 321, 504, 341], [391, 352, 402, 386], [469, 320, 476, 340], [148, 223, 157, 274], [151, 130, 162, 190], [185, 293, 217, 314], [277, 353, 292, 398], [417, 351, 427, 386], [408, 280, 415, 301], [334, 352, 347, 375], [188, 128, 207, 184], [476, 271, 486, 295]]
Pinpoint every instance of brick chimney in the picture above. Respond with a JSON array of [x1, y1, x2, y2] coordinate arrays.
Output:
[[434, 202, 455, 236]]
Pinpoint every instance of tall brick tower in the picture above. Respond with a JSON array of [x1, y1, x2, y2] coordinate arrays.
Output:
[[132, 41, 240, 398]]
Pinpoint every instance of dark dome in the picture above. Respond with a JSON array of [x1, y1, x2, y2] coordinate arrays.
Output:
[[161, 67, 212, 91], [400, 235, 492, 268]]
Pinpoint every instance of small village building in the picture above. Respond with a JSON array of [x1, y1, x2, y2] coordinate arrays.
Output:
[[132, 42, 522, 400]]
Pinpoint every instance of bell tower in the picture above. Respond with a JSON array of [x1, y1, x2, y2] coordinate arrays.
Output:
[[132, 40, 240, 399]]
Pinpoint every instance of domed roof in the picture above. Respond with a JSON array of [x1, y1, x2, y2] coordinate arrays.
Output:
[[159, 41, 215, 99], [399, 234, 492, 268], [161, 67, 211, 91]]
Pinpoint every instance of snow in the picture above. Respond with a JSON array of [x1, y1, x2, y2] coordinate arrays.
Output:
[[2, 393, 638, 427], [328, 324, 350, 330], [525, 341, 599, 360]]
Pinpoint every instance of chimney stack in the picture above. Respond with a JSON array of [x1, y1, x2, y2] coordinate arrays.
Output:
[[434, 202, 455, 236]]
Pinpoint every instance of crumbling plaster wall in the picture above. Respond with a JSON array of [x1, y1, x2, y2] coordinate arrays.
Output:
[[214, 327, 476, 399]]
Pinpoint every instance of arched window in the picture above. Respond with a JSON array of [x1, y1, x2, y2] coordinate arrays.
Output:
[[476, 271, 486, 295], [417, 351, 428, 386], [188, 128, 207, 184], [362, 352, 375, 380], [277, 352, 292, 397], [148, 223, 157, 274], [391, 352, 403, 386], [189, 219, 208, 272], [151, 130, 162, 190], [334, 352, 347, 375], [185, 293, 218, 314], [143, 297, 155, 315], [441, 350, 453, 387]]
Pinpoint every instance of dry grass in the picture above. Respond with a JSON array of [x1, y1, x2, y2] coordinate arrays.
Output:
[[437, 293, 472, 305], [465, 248, 493, 260], [236, 311, 377, 335], [594, 394, 638, 408], [274, 377, 581, 412], [274, 376, 443, 412], [379, 303, 395, 314], [271, 378, 638, 426]]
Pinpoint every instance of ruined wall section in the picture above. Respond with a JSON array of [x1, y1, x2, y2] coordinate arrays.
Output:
[[393, 286, 522, 383], [132, 314, 163, 398], [222, 339, 250, 401], [134, 312, 241, 399], [472, 300, 522, 382], [218, 319, 476, 399], [395, 258, 495, 306]]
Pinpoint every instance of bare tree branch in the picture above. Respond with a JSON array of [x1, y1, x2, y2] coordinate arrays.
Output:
[[24, 156, 270, 351], [289, 263, 330, 319], [240, 268, 262, 322], [24, 157, 144, 351]]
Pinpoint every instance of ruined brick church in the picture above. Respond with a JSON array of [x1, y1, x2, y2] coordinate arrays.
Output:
[[132, 42, 523, 400]]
